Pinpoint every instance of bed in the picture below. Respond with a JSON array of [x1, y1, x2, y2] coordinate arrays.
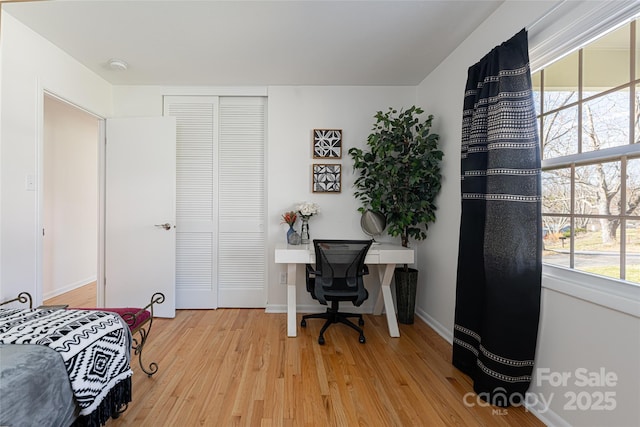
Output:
[[0, 292, 163, 426]]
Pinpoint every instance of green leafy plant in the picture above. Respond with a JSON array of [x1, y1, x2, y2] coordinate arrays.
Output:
[[349, 106, 443, 248]]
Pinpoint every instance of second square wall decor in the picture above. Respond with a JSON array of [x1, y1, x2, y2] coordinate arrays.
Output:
[[312, 164, 341, 193]]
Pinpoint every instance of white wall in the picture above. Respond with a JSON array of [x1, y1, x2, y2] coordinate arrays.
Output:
[[0, 12, 111, 304], [414, 0, 556, 347], [266, 86, 416, 311], [415, 1, 640, 426], [112, 84, 416, 312], [531, 273, 640, 427], [43, 95, 98, 299], [4, 4, 639, 425]]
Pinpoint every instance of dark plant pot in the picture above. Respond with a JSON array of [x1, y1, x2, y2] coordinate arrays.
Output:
[[394, 267, 418, 324]]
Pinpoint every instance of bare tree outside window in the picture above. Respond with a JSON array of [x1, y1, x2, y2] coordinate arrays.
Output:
[[537, 19, 640, 283]]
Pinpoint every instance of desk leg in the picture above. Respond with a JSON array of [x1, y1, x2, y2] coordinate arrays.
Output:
[[287, 263, 297, 337], [375, 263, 400, 338], [373, 265, 385, 315]]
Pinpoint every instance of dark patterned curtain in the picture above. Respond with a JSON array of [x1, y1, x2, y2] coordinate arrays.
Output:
[[453, 29, 541, 406]]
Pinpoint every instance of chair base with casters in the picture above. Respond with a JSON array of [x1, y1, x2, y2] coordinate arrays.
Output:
[[301, 300, 366, 345], [303, 239, 373, 345]]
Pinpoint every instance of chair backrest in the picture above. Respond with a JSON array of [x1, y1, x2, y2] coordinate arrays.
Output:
[[312, 239, 372, 305]]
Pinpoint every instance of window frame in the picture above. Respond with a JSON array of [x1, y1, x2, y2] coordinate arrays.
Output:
[[538, 20, 640, 282], [530, 4, 640, 317]]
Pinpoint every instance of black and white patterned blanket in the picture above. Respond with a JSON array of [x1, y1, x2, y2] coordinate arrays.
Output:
[[0, 308, 133, 416]]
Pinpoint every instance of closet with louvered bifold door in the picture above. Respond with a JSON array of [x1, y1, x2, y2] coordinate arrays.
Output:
[[164, 96, 266, 308]]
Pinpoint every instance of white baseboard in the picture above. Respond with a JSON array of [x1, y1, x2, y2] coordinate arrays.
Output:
[[526, 400, 568, 427], [265, 304, 368, 314], [264, 304, 286, 313], [43, 276, 96, 300], [415, 306, 453, 344]]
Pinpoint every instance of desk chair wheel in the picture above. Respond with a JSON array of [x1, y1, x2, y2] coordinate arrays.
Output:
[[359, 334, 366, 344], [318, 336, 325, 345], [301, 319, 307, 327]]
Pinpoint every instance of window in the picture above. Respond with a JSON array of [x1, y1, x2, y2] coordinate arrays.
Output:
[[534, 18, 640, 283]]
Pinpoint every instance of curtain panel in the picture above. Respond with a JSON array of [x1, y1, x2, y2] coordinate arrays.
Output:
[[453, 29, 542, 406]]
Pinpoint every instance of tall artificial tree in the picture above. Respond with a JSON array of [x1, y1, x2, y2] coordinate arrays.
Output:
[[349, 106, 443, 251]]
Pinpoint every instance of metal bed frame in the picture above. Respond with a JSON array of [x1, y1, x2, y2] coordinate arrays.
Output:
[[0, 291, 164, 377]]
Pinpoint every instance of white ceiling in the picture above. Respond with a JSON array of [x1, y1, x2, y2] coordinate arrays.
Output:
[[3, 0, 504, 86]]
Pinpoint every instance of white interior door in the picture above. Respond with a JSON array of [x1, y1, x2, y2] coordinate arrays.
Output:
[[217, 97, 266, 307], [164, 97, 219, 309], [105, 117, 176, 318]]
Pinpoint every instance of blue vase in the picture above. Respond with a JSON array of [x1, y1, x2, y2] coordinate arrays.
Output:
[[287, 225, 301, 245]]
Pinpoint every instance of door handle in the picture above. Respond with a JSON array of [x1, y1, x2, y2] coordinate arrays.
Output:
[[154, 223, 172, 230]]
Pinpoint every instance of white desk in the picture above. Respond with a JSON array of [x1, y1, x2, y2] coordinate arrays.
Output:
[[274, 242, 414, 338]]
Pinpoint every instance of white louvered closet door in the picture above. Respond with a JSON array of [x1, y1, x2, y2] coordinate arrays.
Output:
[[164, 96, 266, 309], [218, 98, 266, 307]]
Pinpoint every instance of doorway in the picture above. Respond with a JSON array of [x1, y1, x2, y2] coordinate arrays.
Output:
[[42, 94, 100, 301]]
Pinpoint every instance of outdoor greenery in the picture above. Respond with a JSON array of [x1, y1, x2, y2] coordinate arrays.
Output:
[[348, 106, 443, 248], [534, 19, 640, 283], [581, 266, 640, 283], [544, 227, 640, 282], [544, 227, 640, 252]]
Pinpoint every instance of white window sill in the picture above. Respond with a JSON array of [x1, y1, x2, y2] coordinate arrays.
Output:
[[542, 264, 640, 318]]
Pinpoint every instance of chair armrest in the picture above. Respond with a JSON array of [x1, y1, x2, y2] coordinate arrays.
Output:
[[305, 264, 323, 298], [305, 264, 318, 276]]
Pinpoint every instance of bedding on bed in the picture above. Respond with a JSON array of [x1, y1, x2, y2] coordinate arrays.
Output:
[[0, 344, 78, 427], [0, 308, 133, 426]]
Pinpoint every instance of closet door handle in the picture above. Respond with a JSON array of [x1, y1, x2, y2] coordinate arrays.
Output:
[[154, 223, 172, 231]]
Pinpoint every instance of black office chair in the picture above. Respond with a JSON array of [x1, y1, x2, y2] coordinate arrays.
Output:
[[301, 239, 373, 344]]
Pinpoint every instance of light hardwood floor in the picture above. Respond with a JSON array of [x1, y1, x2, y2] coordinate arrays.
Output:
[[45, 285, 543, 426]]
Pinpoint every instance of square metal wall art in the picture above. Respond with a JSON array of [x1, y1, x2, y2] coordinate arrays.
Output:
[[313, 129, 342, 159], [313, 164, 341, 193]]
